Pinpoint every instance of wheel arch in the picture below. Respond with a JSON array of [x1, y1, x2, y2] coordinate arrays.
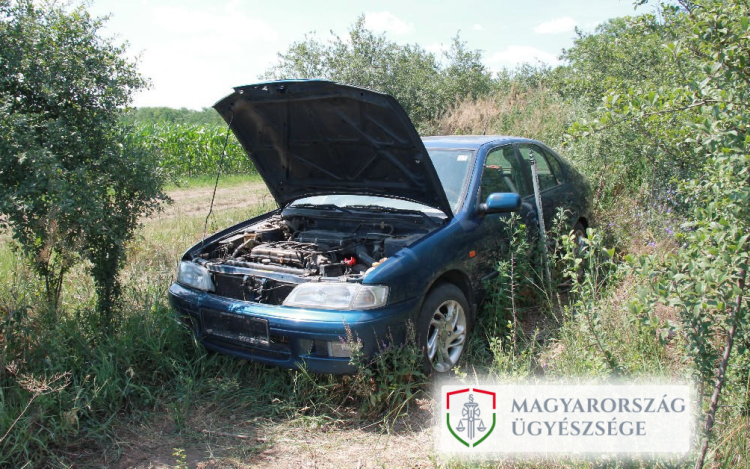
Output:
[[416, 271, 475, 374], [423, 269, 476, 322]]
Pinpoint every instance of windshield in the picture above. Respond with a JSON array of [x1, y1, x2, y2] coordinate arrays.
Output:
[[428, 148, 474, 210], [290, 149, 474, 215]]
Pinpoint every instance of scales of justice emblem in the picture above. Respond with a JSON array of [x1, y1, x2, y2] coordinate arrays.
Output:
[[446, 388, 497, 448], [456, 394, 486, 440]]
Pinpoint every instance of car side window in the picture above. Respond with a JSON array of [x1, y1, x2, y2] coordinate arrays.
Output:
[[480, 145, 528, 199], [542, 148, 566, 184], [518, 144, 560, 191]]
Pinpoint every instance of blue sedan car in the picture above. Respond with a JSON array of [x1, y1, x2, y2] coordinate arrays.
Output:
[[168, 80, 591, 374]]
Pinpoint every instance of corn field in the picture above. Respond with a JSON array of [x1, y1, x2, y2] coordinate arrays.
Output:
[[131, 122, 255, 176]]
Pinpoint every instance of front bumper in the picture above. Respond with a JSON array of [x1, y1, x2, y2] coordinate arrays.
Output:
[[168, 282, 421, 374]]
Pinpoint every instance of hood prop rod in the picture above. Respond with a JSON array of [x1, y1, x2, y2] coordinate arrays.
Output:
[[201, 110, 235, 250]]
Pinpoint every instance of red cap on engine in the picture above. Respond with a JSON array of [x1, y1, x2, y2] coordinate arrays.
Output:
[[343, 256, 357, 266]]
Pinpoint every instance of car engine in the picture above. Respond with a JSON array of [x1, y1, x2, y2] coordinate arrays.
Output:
[[194, 210, 434, 304]]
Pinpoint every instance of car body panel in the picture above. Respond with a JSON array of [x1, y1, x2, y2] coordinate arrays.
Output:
[[170, 282, 419, 373], [170, 86, 591, 375], [214, 80, 453, 215]]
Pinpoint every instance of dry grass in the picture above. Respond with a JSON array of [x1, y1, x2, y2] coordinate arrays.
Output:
[[153, 179, 271, 223], [430, 84, 574, 146], [105, 398, 435, 468]]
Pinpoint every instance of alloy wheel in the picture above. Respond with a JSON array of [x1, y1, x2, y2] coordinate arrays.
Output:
[[426, 299, 467, 373]]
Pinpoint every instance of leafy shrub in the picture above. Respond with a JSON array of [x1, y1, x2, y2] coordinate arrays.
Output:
[[0, 0, 166, 322], [265, 16, 494, 132]]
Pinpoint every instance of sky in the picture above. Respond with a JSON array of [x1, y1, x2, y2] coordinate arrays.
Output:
[[87, 0, 649, 110]]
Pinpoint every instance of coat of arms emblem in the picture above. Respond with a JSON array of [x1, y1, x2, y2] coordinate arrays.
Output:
[[446, 387, 496, 447]]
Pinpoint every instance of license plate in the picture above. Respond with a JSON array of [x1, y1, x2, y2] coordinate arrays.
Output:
[[201, 309, 269, 347]]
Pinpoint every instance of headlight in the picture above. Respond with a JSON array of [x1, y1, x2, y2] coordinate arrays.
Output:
[[283, 283, 388, 310], [176, 261, 215, 292]]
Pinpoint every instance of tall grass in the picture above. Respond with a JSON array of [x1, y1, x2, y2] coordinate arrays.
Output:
[[428, 84, 576, 147], [0, 190, 431, 465]]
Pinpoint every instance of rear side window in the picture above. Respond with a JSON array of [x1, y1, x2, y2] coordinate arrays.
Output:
[[518, 144, 560, 191], [542, 148, 565, 184]]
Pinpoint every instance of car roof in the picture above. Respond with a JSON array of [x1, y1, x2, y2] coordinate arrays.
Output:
[[421, 135, 536, 149]]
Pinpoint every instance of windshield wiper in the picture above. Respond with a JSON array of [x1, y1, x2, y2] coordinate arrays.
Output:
[[346, 205, 440, 226], [288, 203, 352, 215]]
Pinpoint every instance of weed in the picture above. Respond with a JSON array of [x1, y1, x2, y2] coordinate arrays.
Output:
[[172, 447, 189, 469], [559, 226, 623, 374], [348, 324, 428, 427], [478, 214, 533, 361]]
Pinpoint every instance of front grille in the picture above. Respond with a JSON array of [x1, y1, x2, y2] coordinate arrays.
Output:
[[213, 272, 245, 300], [272, 334, 290, 346], [311, 339, 330, 357], [212, 272, 295, 304]]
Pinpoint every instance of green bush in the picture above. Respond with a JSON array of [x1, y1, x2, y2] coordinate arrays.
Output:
[[265, 16, 494, 132], [0, 0, 166, 322]]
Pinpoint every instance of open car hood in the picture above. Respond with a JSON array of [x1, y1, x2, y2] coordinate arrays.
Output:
[[213, 80, 452, 216]]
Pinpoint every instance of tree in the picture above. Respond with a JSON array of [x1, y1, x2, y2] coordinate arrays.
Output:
[[264, 16, 494, 132], [0, 0, 166, 323], [562, 8, 702, 202], [577, 1, 749, 466], [560, 14, 679, 105]]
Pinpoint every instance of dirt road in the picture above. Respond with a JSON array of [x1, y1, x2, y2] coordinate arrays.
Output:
[[114, 408, 435, 468], [151, 180, 273, 222]]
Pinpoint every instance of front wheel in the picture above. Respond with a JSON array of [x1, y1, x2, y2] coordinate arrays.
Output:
[[417, 283, 471, 374]]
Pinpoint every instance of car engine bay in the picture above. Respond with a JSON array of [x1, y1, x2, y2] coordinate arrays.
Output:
[[191, 207, 440, 304]]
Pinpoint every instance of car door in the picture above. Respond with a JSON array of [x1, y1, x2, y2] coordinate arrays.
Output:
[[516, 143, 567, 229], [473, 144, 537, 281]]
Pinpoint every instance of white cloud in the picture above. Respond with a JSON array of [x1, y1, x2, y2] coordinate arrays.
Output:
[[132, 3, 281, 109], [150, 4, 278, 42], [486, 46, 560, 70], [472, 24, 484, 31], [364, 11, 414, 36], [533, 16, 577, 35]]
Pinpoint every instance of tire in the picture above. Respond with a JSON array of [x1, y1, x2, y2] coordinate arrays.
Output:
[[416, 283, 471, 374]]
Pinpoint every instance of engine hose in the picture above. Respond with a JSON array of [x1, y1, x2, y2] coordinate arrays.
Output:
[[355, 245, 375, 267], [231, 238, 255, 258]]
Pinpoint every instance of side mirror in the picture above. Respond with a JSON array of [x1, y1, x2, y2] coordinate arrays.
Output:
[[479, 192, 521, 216]]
